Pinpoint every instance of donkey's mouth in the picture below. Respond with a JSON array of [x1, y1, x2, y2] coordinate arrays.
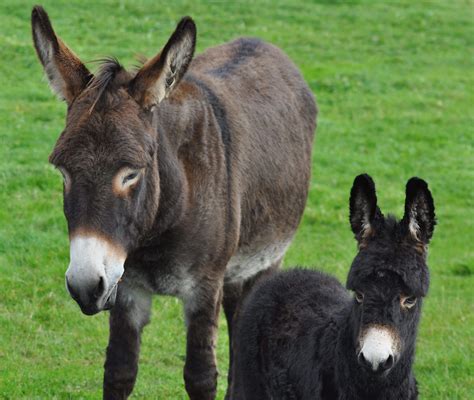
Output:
[[77, 283, 118, 315], [103, 284, 118, 311]]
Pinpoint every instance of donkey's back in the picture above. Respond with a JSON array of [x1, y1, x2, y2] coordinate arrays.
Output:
[[186, 38, 317, 282]]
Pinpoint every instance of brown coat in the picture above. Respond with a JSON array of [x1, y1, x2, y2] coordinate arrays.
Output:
[[32, 6, 317, 399]]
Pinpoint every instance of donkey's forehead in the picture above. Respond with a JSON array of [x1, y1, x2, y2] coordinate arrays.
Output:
[[358, 270, 407, 293], [347, 248, 429, 296], [50, 101, 154, 168], [68, 86, 139, 122]]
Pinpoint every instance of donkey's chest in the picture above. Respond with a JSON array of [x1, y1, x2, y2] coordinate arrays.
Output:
[[125, 237, 291, 298], [224, 239, 291, 284], [125, 253, 198, 300]]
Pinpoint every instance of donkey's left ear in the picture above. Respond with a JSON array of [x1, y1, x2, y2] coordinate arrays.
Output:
[[402, 177, 436, 245], [129, 17, 196, 109]]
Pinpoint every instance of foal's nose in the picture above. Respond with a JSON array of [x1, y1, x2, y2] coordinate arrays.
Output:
[[357, 325, 399, 374], [358, 351, 394, 373]]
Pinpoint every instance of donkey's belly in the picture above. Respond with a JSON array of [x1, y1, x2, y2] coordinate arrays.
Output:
[[224, 239, 291, 284]]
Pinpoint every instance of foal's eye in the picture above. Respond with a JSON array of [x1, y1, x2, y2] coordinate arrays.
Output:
[[354, 291, 364, 303], [401, 296, 417, 309]]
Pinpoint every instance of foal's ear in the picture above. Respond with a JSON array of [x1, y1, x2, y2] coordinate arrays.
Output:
[[31, 6, 91, 103], [129, 17, 196, 109], [402, 177, 436, 245], [349, 174, 382, 244]]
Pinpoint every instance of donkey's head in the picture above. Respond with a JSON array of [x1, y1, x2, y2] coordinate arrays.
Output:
[[346, 174, 435, 376], [31, 6, 196, 315]]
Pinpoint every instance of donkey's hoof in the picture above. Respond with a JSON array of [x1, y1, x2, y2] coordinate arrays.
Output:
[[184, 368, 218, 400], [103, 379, 134, 400]]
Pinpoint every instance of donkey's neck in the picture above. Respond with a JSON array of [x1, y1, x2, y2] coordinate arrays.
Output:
[[144, 81, 221, 239], [148, 121, 188, 239]]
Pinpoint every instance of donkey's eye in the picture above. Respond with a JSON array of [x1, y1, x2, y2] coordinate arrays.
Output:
[[122, 171, 139, 185], [113, 168, 144, 196], [401, 296, 417, 309], [58, 167, 68, 180], [57, 167, 71, 189], [354, 291, 364, 303]]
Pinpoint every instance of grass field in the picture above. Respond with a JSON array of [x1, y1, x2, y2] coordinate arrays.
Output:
[[0, 0, 473, 398]]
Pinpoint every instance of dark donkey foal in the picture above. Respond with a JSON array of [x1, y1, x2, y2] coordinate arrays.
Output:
[[232, 175, 436, 399], [31, 6, 316, 399]]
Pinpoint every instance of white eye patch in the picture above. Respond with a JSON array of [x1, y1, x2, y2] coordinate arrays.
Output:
[[113, 167, 143, 196], [58, 167, 71, 192]]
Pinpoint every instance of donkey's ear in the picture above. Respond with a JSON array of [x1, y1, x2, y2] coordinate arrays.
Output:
[[402, 177, 436, 245], [31, 6, 91, 104], [129, 17, 196, 109], [349, 174, 382, 244]]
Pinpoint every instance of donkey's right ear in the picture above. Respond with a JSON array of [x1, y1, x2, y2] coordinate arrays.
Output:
[[31, 6, 91, 104], [349, 174, 382, 245]]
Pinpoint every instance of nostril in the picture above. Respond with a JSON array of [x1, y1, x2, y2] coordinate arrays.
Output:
[[357, 352, 368, 367], [93, 276, 105, 299], [381, 354, 394, 371]]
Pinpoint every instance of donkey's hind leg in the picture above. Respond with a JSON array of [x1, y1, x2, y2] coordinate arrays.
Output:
[[103, 282, 152, 400]]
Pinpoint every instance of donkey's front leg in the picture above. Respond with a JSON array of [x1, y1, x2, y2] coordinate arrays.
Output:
[[183, 282, 223, 400], [103, 283, 152, 400]]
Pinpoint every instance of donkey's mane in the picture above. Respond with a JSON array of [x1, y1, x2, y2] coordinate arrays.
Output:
[[85, 57, 127, 112]]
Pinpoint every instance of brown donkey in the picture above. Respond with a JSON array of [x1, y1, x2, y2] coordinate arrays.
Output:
[[31, 6, 317, 399]]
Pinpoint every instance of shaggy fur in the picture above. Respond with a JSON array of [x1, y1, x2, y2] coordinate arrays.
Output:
[[31, 6, 316, 400], [232, 174, 436, 399]]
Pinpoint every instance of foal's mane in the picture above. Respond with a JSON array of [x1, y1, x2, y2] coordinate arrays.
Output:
[[347, 214, 430, 297]]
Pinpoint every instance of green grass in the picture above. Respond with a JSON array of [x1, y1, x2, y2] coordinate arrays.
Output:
[[0, 0, 473, 398]]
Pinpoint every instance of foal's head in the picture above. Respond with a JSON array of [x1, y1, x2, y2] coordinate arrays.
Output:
[[346, 174, 435, 376], [31, 6, 196, 315]]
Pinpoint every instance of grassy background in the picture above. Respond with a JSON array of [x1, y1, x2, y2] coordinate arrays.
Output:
[[0, 0, 473, 398]]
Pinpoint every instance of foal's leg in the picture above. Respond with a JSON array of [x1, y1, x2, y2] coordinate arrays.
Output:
[[223, 281, 243, 399], [103, 283, 152, 400], [183, 280, 223, 400], [229, 261, 281, 400], [225, 261, 282, 399]]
